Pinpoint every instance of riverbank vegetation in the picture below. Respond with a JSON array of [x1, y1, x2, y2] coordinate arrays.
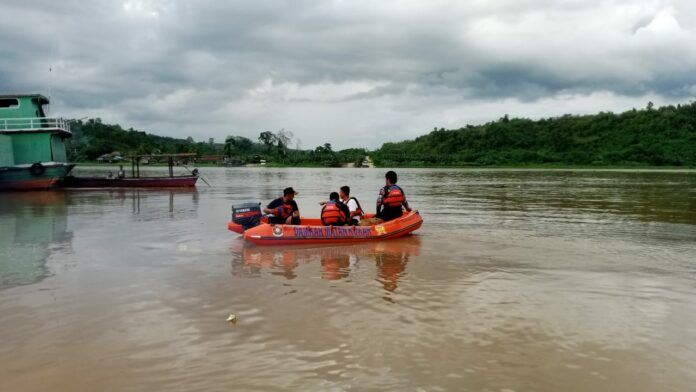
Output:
[[66, 101, 696, 168], [373, 102, 696, 167], [66, 120, 366, 167]]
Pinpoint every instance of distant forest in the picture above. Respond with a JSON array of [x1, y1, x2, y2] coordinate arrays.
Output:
[[67, 101, 696, 167], [373, 102, 696, 167], [66, 120, 366, 167]]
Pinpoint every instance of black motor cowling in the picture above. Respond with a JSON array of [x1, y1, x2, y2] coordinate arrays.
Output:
[[232, 202, 262, 231]]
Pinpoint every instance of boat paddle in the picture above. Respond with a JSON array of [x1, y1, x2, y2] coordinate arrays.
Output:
[[183, 165, 211, 186]]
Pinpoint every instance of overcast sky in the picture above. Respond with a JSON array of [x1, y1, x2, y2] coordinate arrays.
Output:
[[1, 1, 695, 149]]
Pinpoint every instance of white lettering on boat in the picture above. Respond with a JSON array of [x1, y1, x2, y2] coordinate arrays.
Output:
[[292, 226, 372, 238]]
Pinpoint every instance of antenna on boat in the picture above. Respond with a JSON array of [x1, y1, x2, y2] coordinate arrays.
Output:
[[47, 66, 53, 116]]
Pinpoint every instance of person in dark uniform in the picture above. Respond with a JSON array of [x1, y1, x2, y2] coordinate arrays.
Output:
[[263, 187, 301, 225], [376, 171, 411, 222], [321, 192, 350, 226]]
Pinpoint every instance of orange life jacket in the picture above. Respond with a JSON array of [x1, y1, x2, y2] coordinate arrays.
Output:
[[277, 202, 294, 219], [321, 201, 347, 225], [382, 185, 405, 208]]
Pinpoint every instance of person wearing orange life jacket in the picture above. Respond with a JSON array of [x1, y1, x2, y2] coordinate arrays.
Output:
[[339, 185, 364, 225], [321, 192, 350, 226], [263, 187, 301, 225], [376, 170, 411, 222]]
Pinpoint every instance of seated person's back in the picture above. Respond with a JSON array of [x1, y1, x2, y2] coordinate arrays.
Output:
[[376, 170, 411, 222], [321, 192, 350, 226]]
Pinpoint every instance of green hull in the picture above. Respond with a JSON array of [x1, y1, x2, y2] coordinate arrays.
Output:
[[1, 94, 73, 190]]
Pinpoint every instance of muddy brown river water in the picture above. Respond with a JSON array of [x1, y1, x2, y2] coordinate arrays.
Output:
[[1, 167, 695, 391]]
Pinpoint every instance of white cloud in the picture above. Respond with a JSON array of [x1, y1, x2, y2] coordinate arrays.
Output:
[[1, 0, 695, 148]]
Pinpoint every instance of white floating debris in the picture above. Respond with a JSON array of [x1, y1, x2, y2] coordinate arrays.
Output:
[[226, 314, 237, 323]]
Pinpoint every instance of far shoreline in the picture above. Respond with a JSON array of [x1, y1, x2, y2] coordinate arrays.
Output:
[[73, 161, 695, 172]]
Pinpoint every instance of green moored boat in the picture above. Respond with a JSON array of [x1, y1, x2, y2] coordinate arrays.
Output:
[[0, 94, 74, 190]]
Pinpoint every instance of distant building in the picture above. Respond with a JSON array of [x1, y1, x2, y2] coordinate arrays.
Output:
[[96, 153, 124, 163], [219, 156, 246, 166], [198, 155, 220, 164]]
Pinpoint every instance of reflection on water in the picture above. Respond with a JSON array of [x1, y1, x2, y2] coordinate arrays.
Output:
[[1, 168, 695, 391], [231, 236, 421, 293], [0, 192, 72, 288], [0, 189, 200, 289], [128, 188, 200, 216]]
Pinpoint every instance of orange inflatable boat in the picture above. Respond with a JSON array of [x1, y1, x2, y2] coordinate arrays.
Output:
[[227, 209, 423, 246]]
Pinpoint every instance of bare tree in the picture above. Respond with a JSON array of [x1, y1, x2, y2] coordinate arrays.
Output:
[[275, 128, 294, 155], [276, 129, 293, 151], [224, 135, 236, 157]]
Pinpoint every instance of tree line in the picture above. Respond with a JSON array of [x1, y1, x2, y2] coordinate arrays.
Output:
[[372, 102, 696, 167], [66, 120, 366, 167], [66, 101, 696, 168], [66, 119, 219, 160]]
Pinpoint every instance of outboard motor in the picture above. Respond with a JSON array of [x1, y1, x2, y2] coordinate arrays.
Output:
[[231, 202, 263, 231]]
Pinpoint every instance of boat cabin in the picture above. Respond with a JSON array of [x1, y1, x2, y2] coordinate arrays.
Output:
[[0, 94, 72, 168]]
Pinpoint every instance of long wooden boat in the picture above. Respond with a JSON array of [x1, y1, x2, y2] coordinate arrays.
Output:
[[228, 210, 423, 245], [60, 153, 200, 189], [60, 174, 197, 188]]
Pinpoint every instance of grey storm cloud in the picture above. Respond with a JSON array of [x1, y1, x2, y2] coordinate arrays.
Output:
[[1, 0, 695, 148]]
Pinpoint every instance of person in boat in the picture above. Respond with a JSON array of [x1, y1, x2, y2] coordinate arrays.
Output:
[[340, 185, 364, 225], [319, 186, 364, 225], [117, 165, 126, 179], [321, 192, 350, 226], [376, 170, 411, 222], [263, 187, 301, 225]]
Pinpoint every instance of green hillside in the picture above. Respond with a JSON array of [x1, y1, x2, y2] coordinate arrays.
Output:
[[373, 102, 696, 167], [66, 102, 696, 168], [66, 119, 218, 161], [65, 119, 366, 167]]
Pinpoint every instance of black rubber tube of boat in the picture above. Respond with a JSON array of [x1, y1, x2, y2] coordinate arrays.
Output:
[[30, 162, 45, 176]]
